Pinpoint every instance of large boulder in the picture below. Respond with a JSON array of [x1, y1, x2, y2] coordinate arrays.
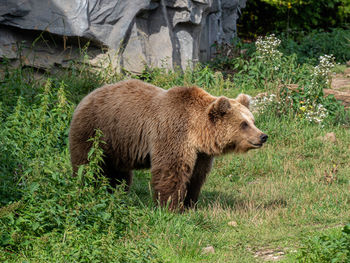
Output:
[[0, 0, 246, 73]]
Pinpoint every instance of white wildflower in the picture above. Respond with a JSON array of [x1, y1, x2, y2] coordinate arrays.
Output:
[[250, 93, 278, 114], [302, 102, 328, 124], [312, 54, 336, 85], [255, 34, 282, 62]]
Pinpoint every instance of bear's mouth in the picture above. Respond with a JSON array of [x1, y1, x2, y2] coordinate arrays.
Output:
[[249, 141, 263, 148]]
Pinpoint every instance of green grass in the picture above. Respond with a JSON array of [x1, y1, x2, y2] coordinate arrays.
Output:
[[128, 117, 350, 262], [0, 43, 350, 262]]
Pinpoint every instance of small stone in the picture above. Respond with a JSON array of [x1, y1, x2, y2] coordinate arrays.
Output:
[[228, 221, 238, 227], [323, 132, 337, 143], [240, 49, 248, 55], [202, 246, 215, 254]]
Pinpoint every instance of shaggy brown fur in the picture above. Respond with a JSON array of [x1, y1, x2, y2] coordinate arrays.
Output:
[[69, 79, 267, 210]]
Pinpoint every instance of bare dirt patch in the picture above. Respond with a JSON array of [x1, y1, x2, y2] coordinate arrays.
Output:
[[329, 66, 350, 108], [253, 248, 286, 262], [331, 67, 350, 91]]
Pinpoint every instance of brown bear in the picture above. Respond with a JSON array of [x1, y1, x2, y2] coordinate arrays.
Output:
[[69, 79, 268, 210]]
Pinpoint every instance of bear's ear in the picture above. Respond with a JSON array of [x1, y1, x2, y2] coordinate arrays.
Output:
[[208, 97, 231, 122], [236, 94, 251, 109]]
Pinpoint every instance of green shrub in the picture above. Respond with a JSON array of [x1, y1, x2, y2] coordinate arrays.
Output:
[[279, 28, 350, 65], [239, 0, 350, 37], [0, 61, 40, 116], [0, 75, 161, 262], [0, 79, 72, 205], [278, 54, 346, 125], [230, 35, 349, 126], [209, 34, 349, 126], [211, 27, 350, 76], [296, 224, 350, 262], [222, 35, 313, 91]]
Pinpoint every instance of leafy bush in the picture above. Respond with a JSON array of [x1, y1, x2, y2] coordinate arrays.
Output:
[[0, 75, 161, 262], [0, 79, 73, 205], [224, 35, 312, 91], [211, 28, 350, 80], [208, 39, 255, 74], [234, 35, 349, 126], [279, 28, 350, 65], [278, 54, 344, 125], [296, 224, 350, 262], [0, 62, 40, 116], [239, 0, 350, 37]]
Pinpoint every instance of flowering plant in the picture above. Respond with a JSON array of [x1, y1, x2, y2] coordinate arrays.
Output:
[[312, 54, 336, 86], [255, 34, 283, 72], [291, 54, 336, 124], [251, 49, 341, 125]]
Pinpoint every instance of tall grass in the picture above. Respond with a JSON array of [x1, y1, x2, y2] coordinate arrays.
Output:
[[0, 76, 161, 262]]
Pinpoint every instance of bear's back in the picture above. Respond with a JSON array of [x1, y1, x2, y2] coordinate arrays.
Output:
[[91, 79, 164, 108], [70, 80, 215, 170]]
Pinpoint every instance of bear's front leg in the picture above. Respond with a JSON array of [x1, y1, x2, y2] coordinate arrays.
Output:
[[151, 161, 194, 211], [184, 153, 214, 208]]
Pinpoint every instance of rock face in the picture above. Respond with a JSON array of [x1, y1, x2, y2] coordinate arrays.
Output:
[[0, 0, 246, 73]]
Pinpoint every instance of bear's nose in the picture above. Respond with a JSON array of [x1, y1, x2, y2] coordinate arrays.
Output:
[[260, 134, 268, 143]]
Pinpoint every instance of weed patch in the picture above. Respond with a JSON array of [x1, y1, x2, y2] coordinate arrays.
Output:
[[294, 224, 350, 262]]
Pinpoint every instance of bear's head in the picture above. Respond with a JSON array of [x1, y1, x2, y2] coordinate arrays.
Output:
[[206, 94, 268, 154]]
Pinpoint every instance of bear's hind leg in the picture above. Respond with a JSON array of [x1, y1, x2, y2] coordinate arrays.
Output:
[[70, 139, 92, 177], [114, 170, 134, 191], [102, 158, 133, 191]]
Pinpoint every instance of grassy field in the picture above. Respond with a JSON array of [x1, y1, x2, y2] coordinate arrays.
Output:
[[129, 108, 350, 262], [1, 35, 350, 262]]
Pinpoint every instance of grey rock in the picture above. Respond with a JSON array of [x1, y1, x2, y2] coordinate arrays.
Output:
[[0, 0, 246, 73], [227, 220, 238, 226], [202, 246, 215, 254]]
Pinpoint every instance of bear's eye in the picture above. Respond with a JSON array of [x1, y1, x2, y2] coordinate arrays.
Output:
[[241, 121, 249, 129]]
